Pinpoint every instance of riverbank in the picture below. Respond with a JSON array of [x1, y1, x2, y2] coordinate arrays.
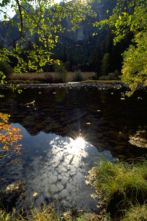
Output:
[[7, 72, 96, 83]]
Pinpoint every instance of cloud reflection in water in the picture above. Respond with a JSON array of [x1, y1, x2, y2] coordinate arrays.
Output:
[[21, 133, 114, 211]]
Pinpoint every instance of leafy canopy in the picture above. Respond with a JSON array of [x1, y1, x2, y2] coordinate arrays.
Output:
[[0, 0, 94, 82], [96, 0, 147, 93]]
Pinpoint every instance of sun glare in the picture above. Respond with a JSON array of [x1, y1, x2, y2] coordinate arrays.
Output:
[[72, 137, 86, 149], [68, 136, 86, 155]]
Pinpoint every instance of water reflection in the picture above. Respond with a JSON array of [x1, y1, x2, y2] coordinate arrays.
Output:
[[0, 87, 146, 160], [0, 87, 147, 211], [18, 132, 114, 211], [70, 137, 86, 151]]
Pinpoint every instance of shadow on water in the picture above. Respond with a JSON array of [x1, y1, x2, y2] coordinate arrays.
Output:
[[0, 86, 147, 211]]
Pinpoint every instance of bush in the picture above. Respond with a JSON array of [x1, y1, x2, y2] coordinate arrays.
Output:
[[74, 70, 83, 81], [99, 71, 120, 80], [91, 74, 98, 80], [53, 63, 67, 82], [0, 61, 13, 76]]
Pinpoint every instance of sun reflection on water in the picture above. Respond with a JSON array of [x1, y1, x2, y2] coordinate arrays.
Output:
[[71, 137, 85, 148], [68, 136, 87, 155]]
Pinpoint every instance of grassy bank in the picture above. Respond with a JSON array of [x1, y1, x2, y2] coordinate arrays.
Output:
[[8, 72, 97, 83], [0, 207, 106, 221], [87, 161, 147, 221], [120, 204, 147, 221]]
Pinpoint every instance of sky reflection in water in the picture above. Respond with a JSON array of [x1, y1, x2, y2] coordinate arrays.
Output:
[[1, 87, 146, 211], [1, 123, 115, 211]]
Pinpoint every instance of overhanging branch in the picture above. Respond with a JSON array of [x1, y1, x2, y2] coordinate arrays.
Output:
[[15, 0, 23, 34]]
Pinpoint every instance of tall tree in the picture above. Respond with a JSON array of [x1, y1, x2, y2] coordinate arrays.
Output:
[[96, 0, 147, 93], [0, 0, 94, 82]]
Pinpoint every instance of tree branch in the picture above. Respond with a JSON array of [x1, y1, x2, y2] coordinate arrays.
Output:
[[15, 0, 23, 34]]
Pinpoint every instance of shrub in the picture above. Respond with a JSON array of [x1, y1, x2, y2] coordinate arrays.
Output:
[[99, 72, 119, 80], [53, 63, 67, 82], [91, 73, 98, 80], [74, 70, 83, 81], [0, 61, 13, 76]]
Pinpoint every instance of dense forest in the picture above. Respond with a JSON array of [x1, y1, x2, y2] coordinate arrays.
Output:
[[0, 0, 146, 92], [0, 0, 119, 76]]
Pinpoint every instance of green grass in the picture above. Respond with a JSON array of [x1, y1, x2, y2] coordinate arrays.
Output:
[[0, 206, 59, 221], [31, 206, 59, 221], [120, 204, 147, 221], [88, 161, 147, 202], [76, 213, 111, 221], [0, 207, 104, 221], [87, 161, 147, 220], [0, 209, 24, 221]]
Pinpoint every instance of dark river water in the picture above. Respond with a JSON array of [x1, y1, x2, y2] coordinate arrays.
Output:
[[0, 86, 147, 212]]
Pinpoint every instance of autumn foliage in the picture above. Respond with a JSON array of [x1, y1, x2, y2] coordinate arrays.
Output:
[[0, 112, 22, 154]]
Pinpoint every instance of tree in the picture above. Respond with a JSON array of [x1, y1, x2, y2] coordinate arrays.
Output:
[[122, 31, 147, 94], [0, 0, 94, 83], [0, 112, 22, 154], [96, 0, 147, 93]]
